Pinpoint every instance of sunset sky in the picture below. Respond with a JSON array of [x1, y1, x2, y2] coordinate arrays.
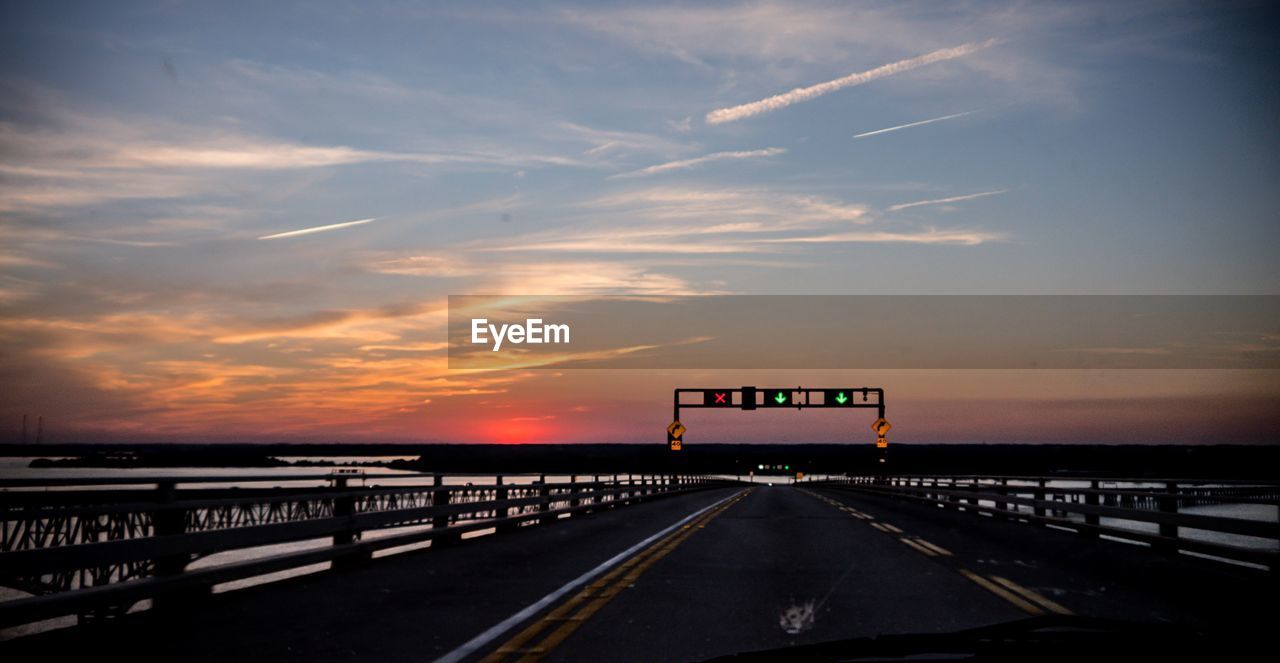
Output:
[[2, 2, 1277, 445]]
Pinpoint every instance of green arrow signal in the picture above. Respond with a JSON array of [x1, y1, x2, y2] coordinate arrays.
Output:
[[834, 392, 848, 404], [774, 391, 787, 404]]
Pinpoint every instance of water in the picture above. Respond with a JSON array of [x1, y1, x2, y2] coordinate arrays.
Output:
[[957, 479, 1279, 558]]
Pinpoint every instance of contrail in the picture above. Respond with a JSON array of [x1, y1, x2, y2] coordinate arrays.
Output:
[[257, 217, 376, 240], [608, 148, 785, 179], [705, 39, 997, 125], [887, 190, 1006, 212], [854, 111, 976, 139]]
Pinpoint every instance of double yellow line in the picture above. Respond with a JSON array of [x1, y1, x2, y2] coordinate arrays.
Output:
[[805, 489, 1073, 618], [481, 490, 750, 663], [958, 570, 1073, 616]]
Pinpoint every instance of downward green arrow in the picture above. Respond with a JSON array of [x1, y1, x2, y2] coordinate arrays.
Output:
[[834, 392, 848, 404], [774, 392, 787, 404]]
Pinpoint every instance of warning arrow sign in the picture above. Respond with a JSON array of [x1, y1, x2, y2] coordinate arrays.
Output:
[[667, 420, 685, 451], [871, 417, 892, 436]]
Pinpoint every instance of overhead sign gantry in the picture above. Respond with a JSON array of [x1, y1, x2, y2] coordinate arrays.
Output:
[[667, 386, 890, 456]]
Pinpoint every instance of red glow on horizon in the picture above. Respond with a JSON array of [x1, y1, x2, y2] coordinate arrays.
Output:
[[481, 418, 557, 445]]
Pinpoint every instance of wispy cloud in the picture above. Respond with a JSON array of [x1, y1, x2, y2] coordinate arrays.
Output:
[[0, 113, 585, 171], [464, 183, 1006, 254], [761, 228, 1005, 246], [0, 102, 590, 212], [577, 187, 869, 225], [258, 218, 376, 240], [369, 255, 705, 295], [705, 39, 997, 125], [887, 190, 1008, 212], [853, 111, 976, 138], [559, 122, 693, 160], [608, 147, 785, 179]]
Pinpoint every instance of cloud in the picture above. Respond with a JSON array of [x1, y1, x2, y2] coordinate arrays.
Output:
[[0, 105, 587, 212], [608, 147, 785, 179], [475, 235, 759, 255], [0, 111, 584, 172], [369, 254, 706, 295], [557, 3, 1091, 112], [468, 197, 998, 254], [577, 187, 869, 225], [258, 218, 376, 240], [557, 2, 916, 67], [211, 302, 441, 344], [760, 228, 1006, 246], [853, 111, 977, 138], [705, 39, 998, 124], [887, 190, 1008, 212], [457, 186, 906, 255], [558, 122, 694, 160]]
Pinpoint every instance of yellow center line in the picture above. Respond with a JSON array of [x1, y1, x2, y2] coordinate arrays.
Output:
[[481, 513, 712, 661], [958, 569, 1045, 616], [900, 537, 939, 557], [989, 576, 1074, 615], [912, 538, 953, 557], [482, 490, 749, 663], [802, 489, 1075, 618]]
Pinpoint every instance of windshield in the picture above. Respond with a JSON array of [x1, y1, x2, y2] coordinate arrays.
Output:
[[0, 2, 1276, 661]]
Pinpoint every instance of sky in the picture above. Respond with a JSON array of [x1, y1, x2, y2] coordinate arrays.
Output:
[[1, 1, 1278, 445]]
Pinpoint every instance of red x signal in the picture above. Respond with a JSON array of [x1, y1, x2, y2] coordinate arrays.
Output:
[[703, 389, 734, 406]]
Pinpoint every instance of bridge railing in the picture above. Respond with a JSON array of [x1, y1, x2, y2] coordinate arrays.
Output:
[[0, 473, 738, 629], [806, 475, 1279, 571]]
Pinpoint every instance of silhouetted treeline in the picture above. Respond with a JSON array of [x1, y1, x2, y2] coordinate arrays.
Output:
[[6, 443, 1278, 478], [27, 449, 289, 469], [390, 444, 1280, 478]]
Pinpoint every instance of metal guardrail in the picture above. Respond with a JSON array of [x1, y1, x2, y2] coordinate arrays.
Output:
[[0, 473, 738, 628], [805, 475, 1279, 571]]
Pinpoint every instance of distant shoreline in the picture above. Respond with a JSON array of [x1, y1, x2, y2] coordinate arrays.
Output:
[[26, 455, 394, 469], [6, 443, 1278, 478]]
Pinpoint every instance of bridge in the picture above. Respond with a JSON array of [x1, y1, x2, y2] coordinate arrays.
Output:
[[1, 471, 1276, 660]]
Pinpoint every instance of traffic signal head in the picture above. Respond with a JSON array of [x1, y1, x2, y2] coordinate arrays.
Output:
[[703, 389, 734, 407], [761, 388, 793, 407], [823, 389, 856, 406]]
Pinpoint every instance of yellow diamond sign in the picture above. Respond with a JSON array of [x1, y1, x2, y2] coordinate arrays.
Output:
[[871, 417, 892, 436], [667, 420, 686, 438]]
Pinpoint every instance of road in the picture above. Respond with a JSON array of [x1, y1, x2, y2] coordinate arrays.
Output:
[[2, 484, 1272, 661]]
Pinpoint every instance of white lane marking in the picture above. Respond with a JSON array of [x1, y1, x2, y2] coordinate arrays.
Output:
[[435, 490, 745, 663]]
